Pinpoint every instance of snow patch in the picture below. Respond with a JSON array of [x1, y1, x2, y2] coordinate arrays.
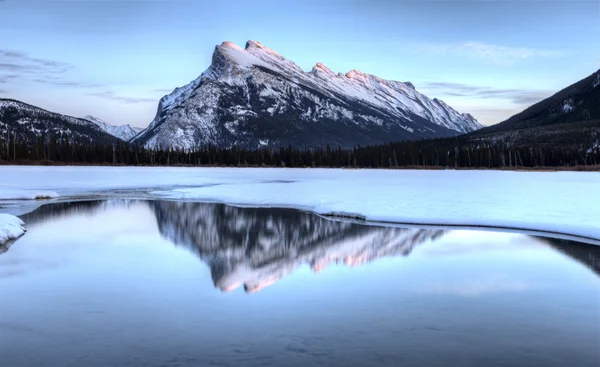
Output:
[[562, 100, 574, 113], [0, 190, 59, 200], [0, 213, 25, 245]]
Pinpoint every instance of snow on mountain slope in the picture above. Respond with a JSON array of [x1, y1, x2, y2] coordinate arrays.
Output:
[[85, 115, 143, 141], [0, 98, 119, 146], [133, 40, 482, 150]]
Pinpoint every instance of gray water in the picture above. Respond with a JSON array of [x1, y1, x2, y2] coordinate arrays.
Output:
[[1, 200, 599, 367]]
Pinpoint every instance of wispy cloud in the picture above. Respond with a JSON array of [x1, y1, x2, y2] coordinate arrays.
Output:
[[152, 88, 174, 94], [0, 74, 19, 84], [0, 49, 134, 98], [414, 275, 546, 297], [416, 41, 566, 65], [0, 50, 73, 75], [87, 91, 156, 104], [424, 82, 552, 105], [31, 75, 104, 88]]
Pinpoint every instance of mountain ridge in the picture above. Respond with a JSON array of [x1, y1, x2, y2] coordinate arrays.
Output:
[[474, 69, 600, 135], [0, 98, 120, 146], [84, 115, 143, 141], [132, 40, 482, 150]]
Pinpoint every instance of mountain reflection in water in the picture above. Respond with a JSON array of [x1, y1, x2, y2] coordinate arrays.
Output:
[[16, 200, 600, 293]]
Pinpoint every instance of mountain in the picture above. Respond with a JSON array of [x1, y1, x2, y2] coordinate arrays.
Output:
[[466, 70, 600, 151], [476, 69, 600, 135], [85, 115, 143, 141], [132, 40, 482, 150], [0, 99, 119, 146]]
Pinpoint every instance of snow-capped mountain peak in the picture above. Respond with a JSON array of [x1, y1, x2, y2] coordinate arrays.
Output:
[[133, 40, 483, 150], [84, 115, 142, 141], [311, 62, 336, 76], [85, 115, 110, 126]]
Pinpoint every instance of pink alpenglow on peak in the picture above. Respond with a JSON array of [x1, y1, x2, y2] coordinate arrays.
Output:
[[220, 41, 238, 48], [245, 40, 284, 58], [311, 62, 336, 76]]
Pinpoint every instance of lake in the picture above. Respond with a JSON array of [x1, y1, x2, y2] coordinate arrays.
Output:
[[1, 200, 599, 367]]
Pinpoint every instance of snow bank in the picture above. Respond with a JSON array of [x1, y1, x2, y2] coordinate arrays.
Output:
[[0, 166, 599, 241], [0, 214, 25, 245], [0, 190, 59, 200]]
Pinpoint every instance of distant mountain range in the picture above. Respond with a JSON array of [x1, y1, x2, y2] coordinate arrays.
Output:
[[131, 40, 482, 149], [84, 115, 143, 141], [0, 46, 598, 153]]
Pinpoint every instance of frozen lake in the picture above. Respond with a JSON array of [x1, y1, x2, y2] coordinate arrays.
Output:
[[1, 166, 600, 240], [1, 200, 599, 367]]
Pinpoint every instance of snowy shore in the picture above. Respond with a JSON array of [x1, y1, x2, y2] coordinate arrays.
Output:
[[0, 190, 59, 200], [1, 166, 599, 241], [0, 214, 25, 245]]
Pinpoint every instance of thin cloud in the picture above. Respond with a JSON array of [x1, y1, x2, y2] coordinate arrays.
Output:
[[87, 91, 156, 104], [0, 74, 18, 84], [0, 49, 72, 74], [416, 41, 566, 65], [31, 76, 104, 88], [424, 82, 552, 105], [152, 88, 174, 94], [414, 276, 545, 297], [0, 50, 118, 92]]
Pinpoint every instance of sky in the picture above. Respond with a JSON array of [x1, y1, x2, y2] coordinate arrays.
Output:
[[0, 0, 598, 128]]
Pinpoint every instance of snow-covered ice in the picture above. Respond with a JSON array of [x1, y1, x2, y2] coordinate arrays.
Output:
[[0, 189, 59, 200], [0, 166, 599, 241], [0, 213, 25, 245]]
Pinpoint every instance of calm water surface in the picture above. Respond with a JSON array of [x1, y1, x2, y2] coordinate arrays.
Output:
[[1, 200, 599, 367]]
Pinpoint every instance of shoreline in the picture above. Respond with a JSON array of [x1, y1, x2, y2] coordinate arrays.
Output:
[[5, 195, 600, 247], [2, 167, 598, 243], [1, 162, 599, 172]]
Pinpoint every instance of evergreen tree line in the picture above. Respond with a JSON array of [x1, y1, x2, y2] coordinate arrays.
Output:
[[1, 132, 599, 169]]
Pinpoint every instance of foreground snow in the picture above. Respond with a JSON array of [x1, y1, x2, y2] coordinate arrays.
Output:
[[0, 190, 59, 200], [0, 214, 25, 245], [0, 166, 599, 241]]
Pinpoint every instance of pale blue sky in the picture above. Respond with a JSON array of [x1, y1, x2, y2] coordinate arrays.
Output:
[[0, 0, 598, 127]]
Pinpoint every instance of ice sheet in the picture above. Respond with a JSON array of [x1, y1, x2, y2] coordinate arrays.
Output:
[[0, 190, 59, 200]]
